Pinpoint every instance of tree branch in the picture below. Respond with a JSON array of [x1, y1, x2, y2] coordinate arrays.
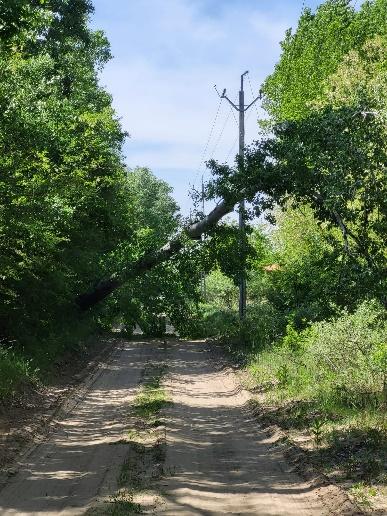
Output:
[[76, 198, 235, 311]]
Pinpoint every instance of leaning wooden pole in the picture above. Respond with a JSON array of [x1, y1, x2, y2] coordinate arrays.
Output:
[[76, 199, 235, 311]]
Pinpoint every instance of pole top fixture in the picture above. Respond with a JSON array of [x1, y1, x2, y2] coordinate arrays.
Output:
[[241, 71, 249, 89]]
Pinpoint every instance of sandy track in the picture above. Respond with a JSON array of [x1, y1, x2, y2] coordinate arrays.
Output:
[[0, 340, 154, 516], [157, 340, 329, 515], [0, 338, 352, 515]]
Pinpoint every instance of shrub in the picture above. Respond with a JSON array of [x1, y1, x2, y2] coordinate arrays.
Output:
[[0, 346, 38, 399], [247, 299, 387, 410], [306, 300, 387, 408], [239, 301, 286, 352], [182, 304, 239, 340]]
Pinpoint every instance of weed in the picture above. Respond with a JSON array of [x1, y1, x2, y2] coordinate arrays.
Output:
[[350, 482, 377, 508], [109, 359, 171, 514], [108, 489, 143, 514], [126, 429, 140, 440], [133, 362, 170, 424], [311, 417, 326, 447], [276, 364, 290, 387], [0, 347, 39, 398], [134, 389, 170, 420]]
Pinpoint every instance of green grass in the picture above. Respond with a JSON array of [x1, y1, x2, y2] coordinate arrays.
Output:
[[113, 361, 170, 513], [133, 363, 170, 424], [0, 315, 105, 401], [0, 347, 39, 398], [224, 301, 387, 500], [350, 482, 378, 509], [88, 360, 170, 515], [24, 316, 100, 377], [86, 488, 143, 515], [245, 349, 386, 487]]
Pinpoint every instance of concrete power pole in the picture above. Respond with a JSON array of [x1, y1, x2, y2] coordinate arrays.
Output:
[[201, 175, 207, 300], [215, 71, 260, 319]]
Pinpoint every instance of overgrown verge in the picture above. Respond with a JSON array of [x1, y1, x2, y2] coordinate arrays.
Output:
[[214, 300, 387, 512], [0, 348, 38, 400], [0, 312, 104, 402], [97, 360, 171, 515], [0, 335, 117, 478]]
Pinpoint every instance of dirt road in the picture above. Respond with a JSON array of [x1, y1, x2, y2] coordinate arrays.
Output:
[[0, 340, 152, 515], [156, 340, 329, 515], [0, 339, 353, 515]]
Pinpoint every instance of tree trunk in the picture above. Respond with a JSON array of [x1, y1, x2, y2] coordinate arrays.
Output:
[[76, 199, 235, 311]]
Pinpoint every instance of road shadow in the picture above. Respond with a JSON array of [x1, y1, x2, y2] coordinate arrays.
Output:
[[156, 340, 326, 515], [0, 340, 159, 514]]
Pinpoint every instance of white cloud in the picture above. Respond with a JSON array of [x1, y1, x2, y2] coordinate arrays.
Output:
[[92, 0, 309, 211]]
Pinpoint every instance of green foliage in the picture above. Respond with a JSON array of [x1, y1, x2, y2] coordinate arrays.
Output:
[[205, 1, 387, 307], [133, 362, 169, 425], [204, 269, 238, 310], [0, 2, 196, 391], [262, 0, 387, 123], [306, 300, 387, 408], [197, 0, 387, 489], [125, 167, 180, 249], [311, 418, 326, 447], [0, 0, 129, 353], [0, 347, 38, 398], [239, 301, 286, 351], [350, 482, 378, 508], [180, 304, 239, 340], [201, 222, 255, 285], [103, 167, 194, 337], [248, 300, 387, 409], [258, 206, 377, 322]]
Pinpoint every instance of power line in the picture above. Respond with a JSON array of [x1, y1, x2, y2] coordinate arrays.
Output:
[[197, 92, 239, 187], [225, 99, 255, 164], [194, 97, 223, 188], [208, 104, 234, 161], [225, 134, 238, 163], [247, 74, 260, 120]]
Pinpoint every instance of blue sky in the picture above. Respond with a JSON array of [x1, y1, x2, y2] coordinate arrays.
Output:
[[91, 0, 324, 214]]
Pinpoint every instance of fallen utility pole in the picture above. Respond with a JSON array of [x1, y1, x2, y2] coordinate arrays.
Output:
[[215, 71, 261, 319]]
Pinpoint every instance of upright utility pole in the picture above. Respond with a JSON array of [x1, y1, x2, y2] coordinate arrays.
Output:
[[215, 71, 260, 319], [201, 175, 207, 300], [238, 72, 247, 320]]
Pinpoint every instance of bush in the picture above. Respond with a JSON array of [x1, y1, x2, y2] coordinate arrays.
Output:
[[247, 299, 387, 410], [239, 301, 286, 352], [306, 300, 386, 408], [182, 304, 239, 340], [0, 346, 38, 399], [184, 297, 285, 355]]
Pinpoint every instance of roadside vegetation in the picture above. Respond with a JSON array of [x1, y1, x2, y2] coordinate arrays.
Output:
[[183, 0, 387, 506], [191, 212, 386, 505], [0, 0, 386, 507], [133, 361, 170, 428], [111, 360, 169, 515], [88, 358, 170, 515], [0, 1, 201, 398]]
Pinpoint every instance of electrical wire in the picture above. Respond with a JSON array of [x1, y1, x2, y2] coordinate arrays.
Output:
[[225, 134, 238, 163], [194, 97, 223, 187], [219, 93, 239, 164], [224, 96, 257, 164], [247, 73, 260, 120], [197, 92, 239, 187], [208, 104, 234, 161]]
